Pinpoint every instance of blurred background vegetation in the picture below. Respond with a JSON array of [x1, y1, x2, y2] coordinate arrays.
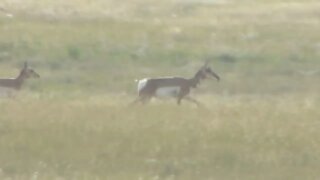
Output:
[[0, 0, 319, 95]]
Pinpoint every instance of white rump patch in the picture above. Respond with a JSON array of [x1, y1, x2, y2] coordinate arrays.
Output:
[[155, 87, 181, 98], [137, 78, 149, 93]]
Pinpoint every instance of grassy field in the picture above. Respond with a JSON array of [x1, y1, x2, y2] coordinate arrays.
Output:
[[0, 0, 320, 179], [0, 94, 319, 180]]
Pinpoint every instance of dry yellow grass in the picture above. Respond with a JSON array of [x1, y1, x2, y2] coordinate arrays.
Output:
[[0, 93, 319, 179]]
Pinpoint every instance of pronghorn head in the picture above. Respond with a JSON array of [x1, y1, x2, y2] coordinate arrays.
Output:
[[196, 61, 220, 81], [19, 62, 40, 79], [190, 61, 219, 88]]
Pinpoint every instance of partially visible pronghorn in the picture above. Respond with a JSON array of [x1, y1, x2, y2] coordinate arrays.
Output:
[[131, 61, 220, 106], [0, 7, 13, 18], [0, 62, 40, 94]]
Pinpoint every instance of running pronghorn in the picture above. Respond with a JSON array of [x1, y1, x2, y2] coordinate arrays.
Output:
[[131, 61, 220, 106], [0, 62, 40, 91]]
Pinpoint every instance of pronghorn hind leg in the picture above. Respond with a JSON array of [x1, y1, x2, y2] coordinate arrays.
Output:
[[177, 97, 183, 105], [129, 97, 141, 106], [140, 95, 152, 104], [129, 95, 151, 106]]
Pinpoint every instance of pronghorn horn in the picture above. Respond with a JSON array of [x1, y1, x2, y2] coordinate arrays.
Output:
[[202, 59, 210, 69], [24, 62, 28, 68]]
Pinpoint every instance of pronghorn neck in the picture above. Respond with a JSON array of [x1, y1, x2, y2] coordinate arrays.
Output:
[[187, 77, 198, 88], [14, 71, 27, 89], [189, 71, 204, 88]]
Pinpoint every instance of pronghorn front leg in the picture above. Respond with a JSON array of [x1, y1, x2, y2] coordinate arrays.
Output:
[[183, 96, 203, 107], [7, 90, 16, 98], [176, 87, 190, 105]]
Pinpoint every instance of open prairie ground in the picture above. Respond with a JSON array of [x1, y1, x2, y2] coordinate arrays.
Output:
[[0, 0, 320, 179]]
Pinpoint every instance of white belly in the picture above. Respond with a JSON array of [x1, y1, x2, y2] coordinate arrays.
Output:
[[155, 87, 181, 97], [0, 87, 14, 97]]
